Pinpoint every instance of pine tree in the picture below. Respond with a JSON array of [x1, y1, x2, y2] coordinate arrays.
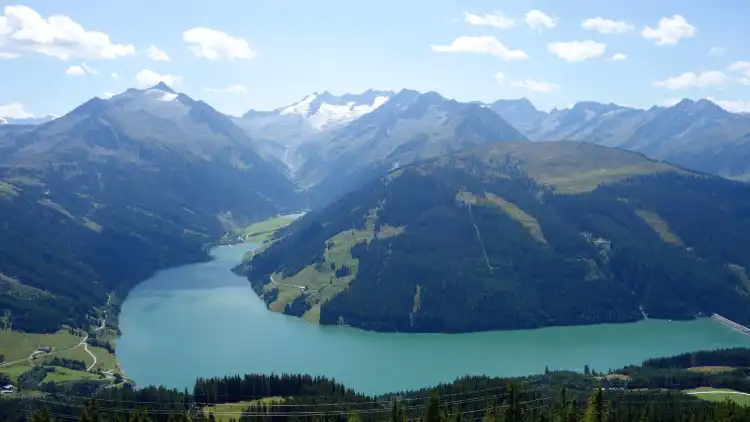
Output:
[[452, 406, 462, 422], [391, 399, 405, 422], [503, 383, 523, 422], [30, 407, 53, 422], [348, 409, 363, 422], [423, 391, 441, 422], [583, 389, 605, 422], [554, 388, 568, 422], [565, 400, 578, 422]]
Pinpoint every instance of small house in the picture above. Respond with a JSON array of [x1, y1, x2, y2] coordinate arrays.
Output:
[[38, 346, 52, 353], [1, 385, 13, 394]]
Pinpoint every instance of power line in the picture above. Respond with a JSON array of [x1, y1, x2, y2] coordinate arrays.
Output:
[[26, 384, 551, 418], [40, 380, 545, 407]]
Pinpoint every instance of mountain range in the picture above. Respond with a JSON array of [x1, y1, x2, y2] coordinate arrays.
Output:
[[242, 141, 750, 332], [4, 82, 750, 334], [0, 82, 300, 332], [0, 115, 57, 126], [489, 98, 750, 180]]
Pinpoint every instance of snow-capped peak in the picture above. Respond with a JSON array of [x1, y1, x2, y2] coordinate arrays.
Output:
[[275, 89, 394, 130]]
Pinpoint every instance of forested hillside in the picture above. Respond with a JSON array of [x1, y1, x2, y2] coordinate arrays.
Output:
[[0, 85, 302, 333], [243, 141, 750, 332], [7, 347, 750, 421]]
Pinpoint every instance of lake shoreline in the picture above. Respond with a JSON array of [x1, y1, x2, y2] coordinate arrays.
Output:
[[116, 240, 750, 396]]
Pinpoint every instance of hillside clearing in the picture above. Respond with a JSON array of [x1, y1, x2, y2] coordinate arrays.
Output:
[[262, 208, 405, 321], [203, 398, 284, 422], [0, 329, 82, 362], [686, 366, 737, 374], [242, 214, 300, 244], [685, 387, 750, 406]]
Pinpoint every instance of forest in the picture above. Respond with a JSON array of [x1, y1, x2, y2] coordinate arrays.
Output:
[[244, 143, 750, 332], [6, 347, 750, 421]]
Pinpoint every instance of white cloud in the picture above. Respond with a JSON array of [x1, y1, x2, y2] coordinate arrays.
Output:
[[111, 72, 120, 80], [738, 78, 750, 86], [662, 98, 682, 107], [65, 65, 85, 76], [81, 62, 99, 75], [707, 46, 725, 57], [511, 79, 561, 93], [654, 71, 729, 90], [101, 92, 116, 99], [729, 61, 750, 72], [204, 85, 247, 93], [429, 36, 528, 60], [581, 17, 634, 34], [493, 72, 506, 85], [642, 15, 695, 45], [147, 45, 171, 61], [524, 10, 556, 30], [728, 61, 750, 80], [547, 40, 606, 62], [611, 53, 627, 61], [706, 97, 750, 113], [182, 27, 255, 60], [0, 5, 136, 59], [0, 102, 34, 118], [135, 69, 183, 87], [65, 62, 98, 76], [0, 52, 19, 59], [463, 11, 515, 29]]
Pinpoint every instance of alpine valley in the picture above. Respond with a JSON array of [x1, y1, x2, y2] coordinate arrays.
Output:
[[4, 84, 750, 336]]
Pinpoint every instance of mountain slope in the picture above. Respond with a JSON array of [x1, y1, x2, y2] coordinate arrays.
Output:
[[238, 89, 394, 137], [242, 141, 750, 333], [295, 90, 528, 206], [0, 83, 301, 333], [492, 98, 750, 179], [0, 115, 57, 126], [233, 90, 394, 175]]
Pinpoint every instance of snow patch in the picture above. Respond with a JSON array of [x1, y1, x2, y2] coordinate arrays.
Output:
[[281, 94, 390, 129], [158, 92, 179, 102], [279, 94, 316, 116], [0, 117, 7, 125]]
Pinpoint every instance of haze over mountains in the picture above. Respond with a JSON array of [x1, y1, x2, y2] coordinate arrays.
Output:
[[490, 98, 750, 180], [0, 83, 300, 331], [243, 141, 750, 332], [4, 81, 750, 333]]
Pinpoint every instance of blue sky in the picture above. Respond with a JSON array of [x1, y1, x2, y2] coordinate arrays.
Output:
[[1, 0, 749, 118]]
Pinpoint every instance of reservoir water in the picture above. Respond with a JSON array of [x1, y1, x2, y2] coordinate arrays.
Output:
[[117, 242, 750, 396]]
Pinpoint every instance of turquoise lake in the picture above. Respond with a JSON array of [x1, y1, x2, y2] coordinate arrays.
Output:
[[117, 242, 750, 396]]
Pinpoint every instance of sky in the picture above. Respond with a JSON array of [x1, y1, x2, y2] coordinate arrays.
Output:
[[1, 0, 750, 119]]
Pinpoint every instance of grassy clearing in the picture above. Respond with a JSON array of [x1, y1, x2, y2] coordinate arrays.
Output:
[[43, 367, 101, 383], [543, 164, 674, 194], [0, 364, 30, 381], [264, 209, 404, 323], [242, 215, 298, 244], [0, 273, 53, 302], [0, 327, 122, 385], [686, 366, 737, 374], [203, 398, 283, 422], [456, 191, 547, 244], [635, 209, 684, 246], [685, 387, 750, 406], [0, 329, 82, 362], [88, 345, 118, 372]]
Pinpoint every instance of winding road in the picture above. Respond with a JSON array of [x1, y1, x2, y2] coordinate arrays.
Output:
[[0, 316, 106, 372], [269, 275, 305, 289]]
